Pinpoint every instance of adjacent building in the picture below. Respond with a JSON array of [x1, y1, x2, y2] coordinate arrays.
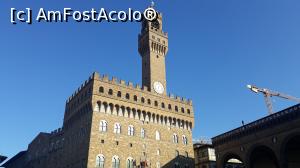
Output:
[[2, 6, 195, 168], [194, 142, 242, 168], [212, 104, 300, 168]]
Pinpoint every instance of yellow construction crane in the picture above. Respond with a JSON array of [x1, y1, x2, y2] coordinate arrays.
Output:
[[247, 85, 300, 115]]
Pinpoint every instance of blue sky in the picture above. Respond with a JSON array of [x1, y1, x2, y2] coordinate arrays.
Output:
[[1, 0, 300, 159]]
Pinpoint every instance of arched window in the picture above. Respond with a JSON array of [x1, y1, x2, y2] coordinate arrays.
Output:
[[173, 134, 178, 143], [99, 87, 104, 93], [175, 106, 178, 112], [126, 157, 134, 168], [168, 104, 172, 110], [141, 97, 145, 103], [161, 103, 165, 108], [114, 123, 121, 134], [181, 107, 185, 113], [155, 131, 160, 140], [134, 95, 138, 101], [128, 125, 134, 136], [99, 120, 107, 132], [96, 154, 105, 168], [108, 89, 113, 95], [154, 101, 158, 106], [112, 156, 120, 168], [126, 93, 130, 99], [182, 135, 188, 145], [117, 91, 122, 97], [147, 99, 151, 105], [187, 109, 191, 114], [141, 128, 145, 138]]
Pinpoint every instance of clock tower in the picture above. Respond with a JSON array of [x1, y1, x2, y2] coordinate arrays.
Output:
[[138, 7, 169, 95]]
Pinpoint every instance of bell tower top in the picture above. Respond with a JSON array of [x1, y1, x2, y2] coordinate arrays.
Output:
[[138, 6, 169, 95]]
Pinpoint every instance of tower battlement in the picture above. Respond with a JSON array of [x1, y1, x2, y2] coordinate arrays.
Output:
[[66, 72, 193, 106]]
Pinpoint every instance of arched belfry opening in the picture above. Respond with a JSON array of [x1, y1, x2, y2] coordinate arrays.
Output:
[[249, 146, 279, 168], [283, 135, 300, 168]]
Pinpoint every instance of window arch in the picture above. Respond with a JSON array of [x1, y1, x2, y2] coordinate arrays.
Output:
[[154, 101, 158, 106], [168, 104, 172, 110], [96, 154, 105, 168], [155, 131, 160, 140], [175, 106, 178, 112], [99, 86, 104, 93], [117, 91, 122, 97], [141, 97, 145, 103], [126, 93, 130, 99], [128, 125, 134, 136], [147, 99, 151, 105], [108, 89, 113, 95], [134, 95, 138, 101], [141, 128, 145, 138], [126, 157, 134, 168], [112, 155, 120, 168], [161, 103, 165, 108], [181, 107, 185, 113], [114, 123, 121, 134], [182, 135, 188, 145], [173, 133, 178, 143], [99, 120, 107, 132]]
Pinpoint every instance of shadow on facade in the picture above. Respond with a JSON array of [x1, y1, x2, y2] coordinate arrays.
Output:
[[161, 155, 194, 168]]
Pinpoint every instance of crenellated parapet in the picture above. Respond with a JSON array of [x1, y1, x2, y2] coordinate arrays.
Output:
[[92, 72, 192, 104], [64, 71, 194, 125]]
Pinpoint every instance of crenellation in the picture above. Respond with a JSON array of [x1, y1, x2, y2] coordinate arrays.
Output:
[[128, 82, 134, 88], [120, 80, 126, 85], [102, 74, 109, 82], [111, 77, 118, 84], [135, 84, 141, 90], [92, 71, 100, 80]]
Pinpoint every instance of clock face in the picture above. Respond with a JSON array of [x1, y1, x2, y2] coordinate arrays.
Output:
[[153, 81, 164, 94]]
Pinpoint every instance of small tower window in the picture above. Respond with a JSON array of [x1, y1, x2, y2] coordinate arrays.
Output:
[[126, 93, 130, 100], [187, 109, 191, 114], [175, 106, 178, 112], [154, 101, 158, 106], [117, 91, 122, 97], [99, 87, 104, 93], [147, 99, 151, 105], [161, 103, 165, 108], [134, 95, 138, 101], [108, 89, 113, 95], [168, 104, 172, 110], [181, 108, 185, 113], [141, 97, 145, 103]]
